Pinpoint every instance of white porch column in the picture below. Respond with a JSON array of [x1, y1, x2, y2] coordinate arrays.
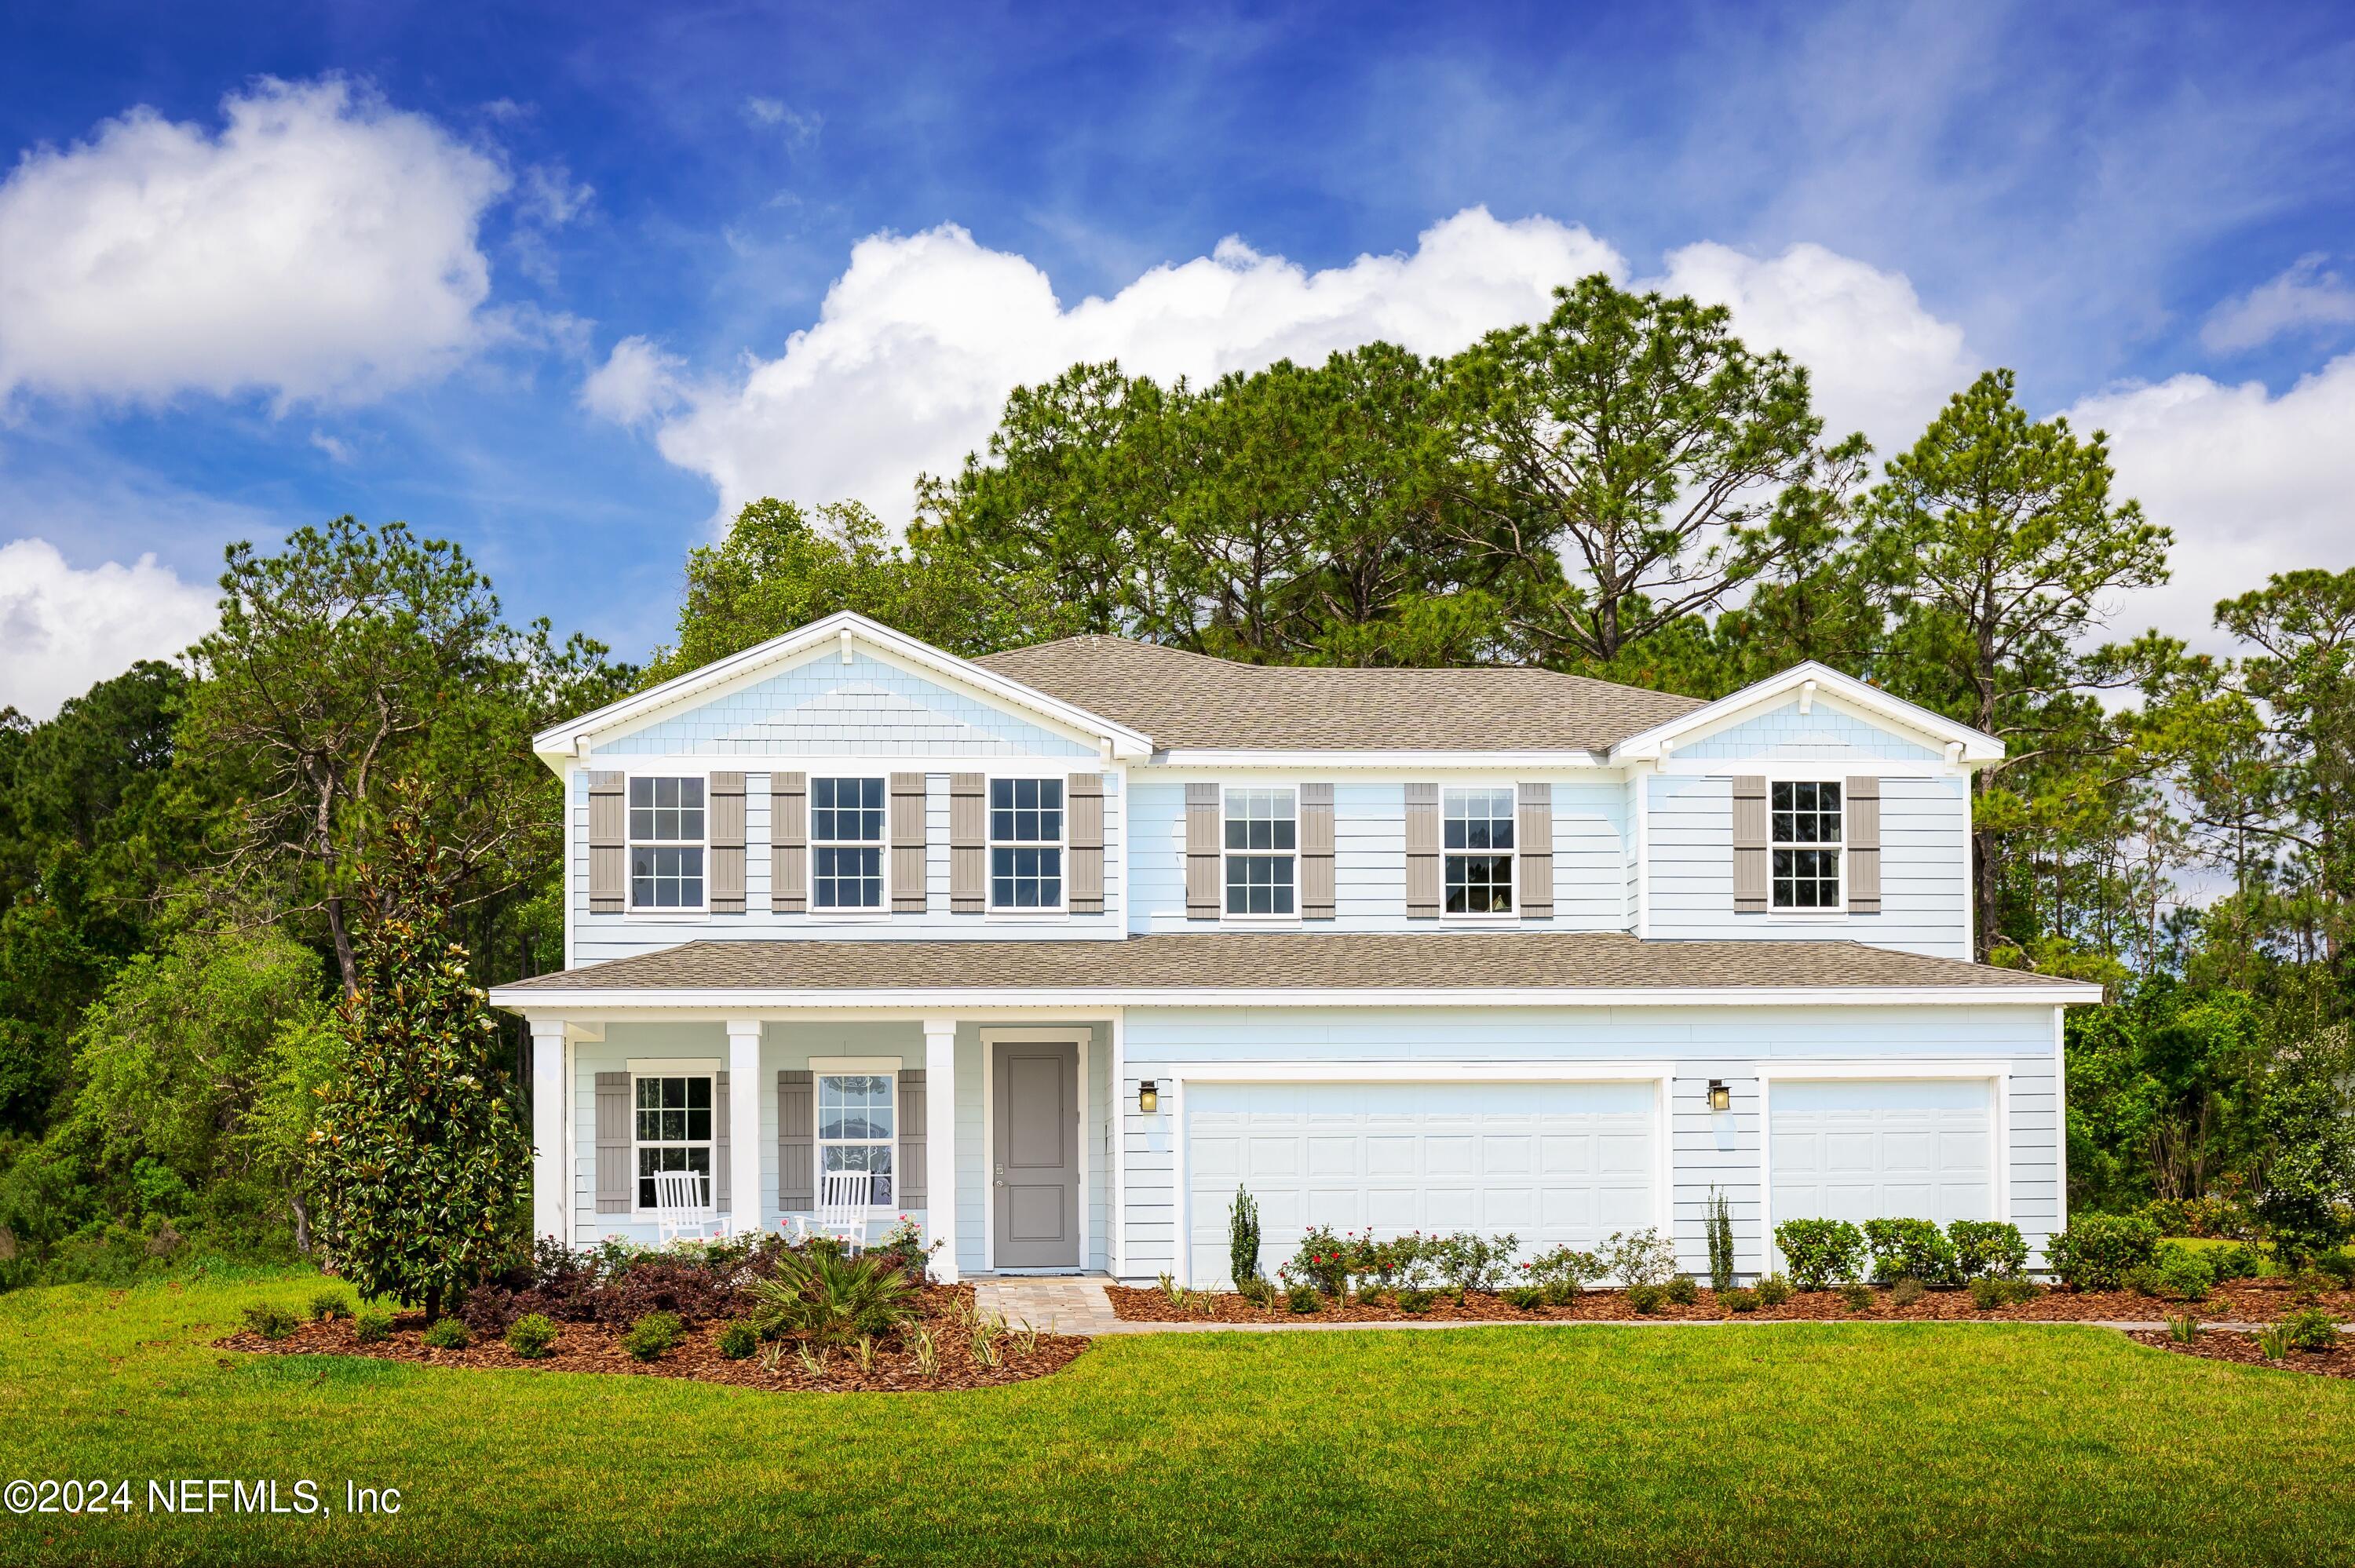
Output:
[[530, 1018, 568, 1244], [923, 1017, 959, 1283], [726, 1019, 764, 1237]]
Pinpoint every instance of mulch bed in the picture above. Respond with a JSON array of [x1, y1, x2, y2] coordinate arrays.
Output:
[[1108, 1278, 2355, 1326], [219, 1285, 1090, 1394], [2130, 1329, 2355, 1378]]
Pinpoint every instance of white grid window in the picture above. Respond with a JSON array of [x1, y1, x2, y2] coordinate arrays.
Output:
[[1772, 781, 1842, 909], [629, 777, 705, 909], [633, 1074, 712, 1209], [1224, 787, 1297, 916], [818, 1074, 894, 1206], [1444, 787, 1516, 915], [990, 777, 1064, 909], [810, 777, 886, 910]]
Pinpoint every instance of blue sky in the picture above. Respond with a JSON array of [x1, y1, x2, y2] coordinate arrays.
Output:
[[4, 0, 2354, 713]]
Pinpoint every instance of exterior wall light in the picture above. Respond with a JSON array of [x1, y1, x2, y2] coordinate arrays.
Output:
[[1138, 1080, 1160, 1114], [1707, 1079, 1732, 1113]]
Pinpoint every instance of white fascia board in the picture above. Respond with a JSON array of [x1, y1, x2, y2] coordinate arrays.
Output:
[[1148, 749, 1608, 770], [1608, 661, 2003, 765], [529, 610, 1154, 769], [490, 982, 2105, 1013]]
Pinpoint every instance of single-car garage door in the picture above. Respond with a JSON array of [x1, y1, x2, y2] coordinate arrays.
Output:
[[1769, 1078, 1996, 1241], [1185, 1080, 1659, 1287]]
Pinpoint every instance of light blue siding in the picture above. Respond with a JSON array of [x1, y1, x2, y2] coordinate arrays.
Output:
[[1676, 698, 1941, 762]]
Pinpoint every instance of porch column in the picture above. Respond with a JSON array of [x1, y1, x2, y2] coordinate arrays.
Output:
[[923, 1017, 959, 1282], [530, 1018, 568, 1244], [726, 1019, 764, 1236]]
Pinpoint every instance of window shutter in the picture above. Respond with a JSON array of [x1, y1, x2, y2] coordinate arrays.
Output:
[[897, 1068, 928, 1208], [1300, 782, 1335, 920], [1846, 775, 1882, 913], [770, 771, 807, 912], [588, 772, 626, 914], [714, 1070, 732, 1212], [1184, 782, 1221, 920], [950, 773, 986, 913], [777, 1070, 813, 1210], [1404, 782, 1440, 919], [594, 1071, 630, 1214], [1517, 782, 1554, 918], [890, 772, 928, 913], [709, 772, 747, 913], [1732, 775, 1769, 913], [1068, 772, 1105, 913]]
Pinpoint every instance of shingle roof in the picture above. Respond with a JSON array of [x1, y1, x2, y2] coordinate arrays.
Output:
[[496, 932, 2091, 996], [972, 636, 1706, 752]]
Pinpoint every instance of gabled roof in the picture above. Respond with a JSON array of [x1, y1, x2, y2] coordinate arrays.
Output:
[[973, 636, 1706, 753], [1606, 661, 2003, 765]]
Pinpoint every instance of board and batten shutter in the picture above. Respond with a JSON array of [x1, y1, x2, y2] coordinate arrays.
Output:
[[1068, 772, 1106, 913], [1517, 782, 1554, 918], [890, 772, 928, 913], [1404, 782, 1440, 919], [1732, 775, 1769, 913], [770, 771, 807, 913], [709, 771, 747, 913], [594, 1070, 631, 1213], [1299, 782, 1336, 920], [1184, 782, 1221, 920], [950, 773, 987, 913], [897, 1068, 928, 1208], [714, 1070, 732, 1211], [777, 1070, 814, 1209], [588, 771, 626, 913], [1846, 775, 1882, 913]]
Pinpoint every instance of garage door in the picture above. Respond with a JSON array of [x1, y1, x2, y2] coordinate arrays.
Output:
[[1185, 1080, 1659, 1287], [1769, 1079, 1995, 1238]]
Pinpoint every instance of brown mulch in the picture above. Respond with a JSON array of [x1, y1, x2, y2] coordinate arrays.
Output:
[[1109, 1278, 2355, 1326], [219, 1285, 1090, 1394], [2130, 1329, 2355, 1378]]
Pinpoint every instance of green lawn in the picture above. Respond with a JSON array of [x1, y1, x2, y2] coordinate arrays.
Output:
[[3, 1276, 2353, 1566]]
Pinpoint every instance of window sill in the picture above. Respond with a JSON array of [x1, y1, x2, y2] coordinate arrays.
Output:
[[618, 911, 712, 922], [984, 910, 1072, 922]]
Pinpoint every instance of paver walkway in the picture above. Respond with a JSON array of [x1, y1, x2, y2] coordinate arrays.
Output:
[[970, 1277, 1126, 1336]]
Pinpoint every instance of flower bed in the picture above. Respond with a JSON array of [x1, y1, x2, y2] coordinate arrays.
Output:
[[2129, 1328, 2355, 1379]]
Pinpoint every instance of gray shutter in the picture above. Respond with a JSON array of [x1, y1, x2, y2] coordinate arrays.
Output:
[[709, 772, 747, 913], [1068, 772, 1105, 913], [1846, 775, 1882, 913], [714, 1070, 732, 1212], [897, 1068, 928, 1209], [770, 771, 807, 913], [594, 1071, 631, 1214], [588, 771, 626, 913], [951, 773, 987, 913], [1732, 775, 1769, 913], [777, 1070, 813, 1209], [1300, 782, 1335, 920], [1518, 782, 1554, 918], [1404, 782, 1440, 919], [1184, 782, 1221, 920], [890, 772, 928, 913]]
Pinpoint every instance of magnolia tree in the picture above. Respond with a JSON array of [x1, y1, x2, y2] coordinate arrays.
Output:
[[309, 785, 530, 1320]]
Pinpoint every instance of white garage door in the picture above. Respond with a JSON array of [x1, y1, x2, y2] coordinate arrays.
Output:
[[1185, 1080, 1659, 1287], [1769, 1078, 1996, 1236]]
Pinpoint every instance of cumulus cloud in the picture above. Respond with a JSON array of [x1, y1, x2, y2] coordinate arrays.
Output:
[[0, 76, 510, 405], [0, 540, 217, 718], [2200, 254, 2355, 354], [579, 334, 688, 425]]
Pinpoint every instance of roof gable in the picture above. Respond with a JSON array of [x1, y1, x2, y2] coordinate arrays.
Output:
[[1608, 662, 2001, 765]]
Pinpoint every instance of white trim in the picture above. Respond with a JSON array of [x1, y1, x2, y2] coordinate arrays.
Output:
[[1766, 777, 1845, 914], [1109, 1007, 1127, 1278], [622, 771, 714, 916], [563, 764, 579, 967], [1610, 661, 2003, 764], [627, 1056, 722, 1074], [2052, 1005, 2069, 1236], [984, 773, 1070, 915], [1154, 749, 1608, 769], [922, 1018, 958, 1283], [725, 1019, 761, 1234], [1221, 783, 1301, 921], [808, 1055, 905, 1073], [806, 773, 890, 916], [531, 1019, 567, 1242], [809, 1061, 904, 1212], [625, 1063, 722, 1218], [1171, 1073, 1189, 1289], [977, 1026, 1093, 1274], [1438, 781, 1521, 922], [1631, 765, 1651, 938], [497, 983, 2105, 1013]]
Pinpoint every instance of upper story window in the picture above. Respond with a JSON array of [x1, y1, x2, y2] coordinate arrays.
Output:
[[633, 1074, 712, 1209], [1444, 786, 1515, 915], [629, 777, 705, 909], [990, 777, 1064, 909], [1772, 781, 1842, 909], [1225, 787, 1296, 916], [811, 776, 887, 910]]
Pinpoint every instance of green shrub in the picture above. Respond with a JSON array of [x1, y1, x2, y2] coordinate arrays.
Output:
[[241, 1303, 298, 1340], [2043, 1213, 2160, 1290], [2315, 1249, 2355, 1289], [1754, 1272, 1793, 1307], [1395, 1288, 1435, 1315], [1948, 1220, 2029, 1280], [1286, 1284, 1324, 1315], [1228, 1187, 1263, 1288], [1966, 1275, 2041, 1309], [715, 1320, 758, 1360], [1773, 1219, 1866, 1290], [1521, 1245, 1602, 1297], [1283, 1227, 1353, 1299], [352, 1307, 394, 1344], [1839, 1282, 1875, 1313], [1864, 1219, 1956, 1285], [1889, 1276, 1926, 1307], [2283, 1307, 2341, 1354], [421, 1316, 471, 1351], [1625, 1282, 1665, 1315], [1500, 1285, 1547, 1310], [504, 1313, 559, 1358], [2255, 1322, 2293, 1360], [1429, 1231, 1521, 1297], [747, 1248, 918, 1346], [306, 1289, 353, 1322], [622, 1310, 683, 1361], [2128, 1241, 2218, 1303], [1725, 1287, 1759, 1313], [1236, 1275, 1276, 1308], [1601, 1228, 1678, 1289], [2166, 1313, 2201, 1344], [1705, 1187, 1736, 1294], [1663, 1274, 1700, 1306]]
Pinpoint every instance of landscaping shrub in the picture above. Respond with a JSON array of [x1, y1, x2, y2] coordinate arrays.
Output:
[[421, 1316, 471, 1350], [1706, 1187, 1736, 1294], [1601, 1228, 1678, 1289], [1839, 1282, 1875, 1313], [1890, 1276, 1926, 1307], [2043, 1214, 2160, 1290], [307, 1289, 353, 1322], [1773, 1219, 1865, 1290], [352, 1307, 393, 1344], [1725, 1287, 1759, 1313], [2316, 1249, 2355, 1289], [1521, 1245, 1602, 1300], [1755, 1272, 1793, 1307], [1395, 1288, 1435, 1315], [2214, 1242, 2265, 1282], [1663, 1274, 1700, 1306], [1625, 1282, 1665, 1315], [1283, 1227, 1352, 1300], [1228, 1187, 1262, 1286], [1500, 1285, 1546, 1310], [747, 1248, 918, 1347], [1286, 1283, 1323, 1315], [713, 1319, 756, 1358], [1948, 1220, 2029, 1281], [2127, 1241, 2218, 1302], [869, 1217, 943, 1284], [1236, 1275, 1276, 1308], [2167, 1313, 2201, 1344], [622, 1311, 683, 1361], [1429, 1231, 1520, 1298], [1864, 1219, 1956, 1285], [504, 1313, 558, 1359], [2283, 1307, 2341, 1354], [241, 1303, 298, 1340], [2256, 1322, 2293, 1360]]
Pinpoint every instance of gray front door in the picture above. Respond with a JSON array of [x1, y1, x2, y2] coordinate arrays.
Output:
[[992, 1040, 1079, 1269]]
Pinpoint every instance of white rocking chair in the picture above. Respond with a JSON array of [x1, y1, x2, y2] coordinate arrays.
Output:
[[794, 1169, 873, 1253], [652, 1168, 717, 1245]]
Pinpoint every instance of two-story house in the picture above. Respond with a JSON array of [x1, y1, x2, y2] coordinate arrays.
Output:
[[489, 611, 2098, 1285]]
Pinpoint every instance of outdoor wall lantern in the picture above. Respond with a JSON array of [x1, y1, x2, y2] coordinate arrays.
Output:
[[1138, 1080, 1160, 1114], [1707, 1079, 1732, 1113]]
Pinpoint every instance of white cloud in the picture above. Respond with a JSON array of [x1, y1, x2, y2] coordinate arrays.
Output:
[[0, 539, 217, 718], [309, 430, 352, 463], [579, 334, 688, 425], [742, 97, 822, 145], [2201, 254, 2355, 354], [0, 76, 510, 405]]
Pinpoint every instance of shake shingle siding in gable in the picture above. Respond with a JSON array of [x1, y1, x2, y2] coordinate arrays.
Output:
[[1670, 698, 1944, 763]]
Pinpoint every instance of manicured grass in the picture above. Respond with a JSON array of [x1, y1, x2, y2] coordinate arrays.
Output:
[[4, 1276, 2353, 1566]]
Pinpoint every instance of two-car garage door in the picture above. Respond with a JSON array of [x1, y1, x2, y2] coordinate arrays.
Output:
[[1185, 1080, 1659, 1288]]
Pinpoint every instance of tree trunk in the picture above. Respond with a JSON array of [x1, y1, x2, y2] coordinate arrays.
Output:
[[289, 1189, 312, 1256]]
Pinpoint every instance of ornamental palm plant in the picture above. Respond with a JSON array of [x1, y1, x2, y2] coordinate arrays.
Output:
[[748, 1248, 918, 1347]]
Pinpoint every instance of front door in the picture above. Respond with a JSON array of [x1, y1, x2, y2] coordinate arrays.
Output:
[[992, 1040, 1080, 1269]]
